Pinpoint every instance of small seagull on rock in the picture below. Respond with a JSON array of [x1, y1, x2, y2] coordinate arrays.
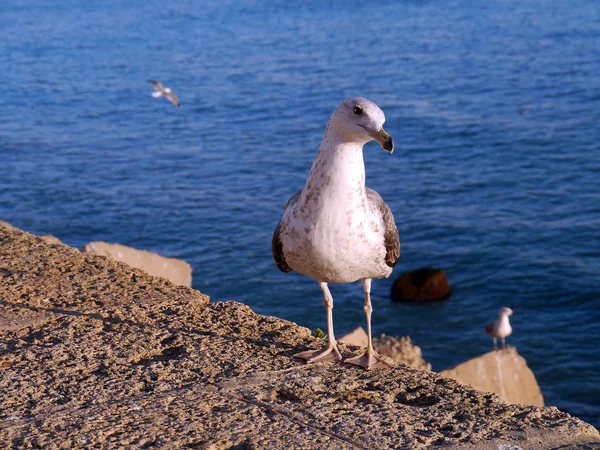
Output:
[[272, 97, 400, 370], [148, 79, 180, 107], [485, 307, 516, 350]]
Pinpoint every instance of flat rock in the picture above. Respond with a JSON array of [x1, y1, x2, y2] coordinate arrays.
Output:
[[0, 225, 598, 449], [83, 241, 193, 287], [440, 347, 545, 407]]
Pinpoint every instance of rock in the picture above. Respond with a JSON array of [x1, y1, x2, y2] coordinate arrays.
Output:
[[440, 347, 545, 407], [40, 235, 64, 245], [338, 326, 368, 347], [83, 241, 192, 287], [1, 224, 598, 449], [0, 221, 18, 231], [339, 327, 431, 371], [0, 221, 65, 246], [373, 334, 432, 371], [391, 266, 450, 302]]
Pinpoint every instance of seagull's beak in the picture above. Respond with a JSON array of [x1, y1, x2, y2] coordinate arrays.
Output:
[[368, 127, 394, 153]]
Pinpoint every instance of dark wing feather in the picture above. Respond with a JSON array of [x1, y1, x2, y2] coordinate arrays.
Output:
[[147, 79, 164, 90], [366, 188, 400, 268], [272, 191, 302, 273], [485, 322, 495, 336]]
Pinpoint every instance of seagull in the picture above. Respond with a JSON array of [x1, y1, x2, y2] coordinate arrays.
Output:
[[272, 97, 400, 370], [148, 79, 180, 107], [485, 307, 516, 350]]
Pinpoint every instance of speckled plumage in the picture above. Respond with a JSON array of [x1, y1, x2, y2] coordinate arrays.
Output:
[[272, 97, 400, 370]]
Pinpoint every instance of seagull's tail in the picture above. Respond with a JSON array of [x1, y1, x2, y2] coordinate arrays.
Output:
[[152, 92, 163, 98]]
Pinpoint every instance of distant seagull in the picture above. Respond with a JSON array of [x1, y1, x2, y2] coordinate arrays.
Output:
[[272, 97, 399, 370], [485, 307, 516, 350], [148, 79, 180, 107]]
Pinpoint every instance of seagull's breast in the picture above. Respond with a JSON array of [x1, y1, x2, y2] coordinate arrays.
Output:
[[495, 317, 512, 338], [280, 184, 389, 283]]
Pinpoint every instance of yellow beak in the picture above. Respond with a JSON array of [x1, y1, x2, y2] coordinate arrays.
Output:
[[368, 127, 394, 153]]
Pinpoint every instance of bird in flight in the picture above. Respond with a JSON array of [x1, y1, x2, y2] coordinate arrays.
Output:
[[148, 79, 180, 107]]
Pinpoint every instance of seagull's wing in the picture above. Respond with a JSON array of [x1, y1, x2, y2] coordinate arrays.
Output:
[[147, 79, 165, 92], [366, 188, 400, 268], [485, 322, 495, 335], [165, 92, 180, 107], [272, 190, 302, 273]]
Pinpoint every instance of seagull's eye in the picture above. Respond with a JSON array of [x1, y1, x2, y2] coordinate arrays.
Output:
[[353, 106, 363, 116]]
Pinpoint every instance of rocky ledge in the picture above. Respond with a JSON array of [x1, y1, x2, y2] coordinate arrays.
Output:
[[0, 225, 598, 449]]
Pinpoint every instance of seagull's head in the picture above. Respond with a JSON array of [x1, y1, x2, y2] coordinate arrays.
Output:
[[329, 97, 394, 153], [499, 307, 515, 317]]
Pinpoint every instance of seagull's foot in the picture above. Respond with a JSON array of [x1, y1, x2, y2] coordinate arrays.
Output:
[[294, 345, 342, 364], [344, 350, 394, 370]]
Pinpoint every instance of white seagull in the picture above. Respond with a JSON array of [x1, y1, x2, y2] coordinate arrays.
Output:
[[272, 97, 400, 370], [485, 307, 516, 350], [148, 79, 180, 107]]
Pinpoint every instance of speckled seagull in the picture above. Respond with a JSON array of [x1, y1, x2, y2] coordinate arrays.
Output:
[[148, 79, 180, 107], [485, 307, 516, 350], [272, 97, 400, 370]]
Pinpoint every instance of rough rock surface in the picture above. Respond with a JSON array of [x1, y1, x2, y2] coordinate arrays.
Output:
[[1, 225, 598, 449], [339, 327, 431, 371], [83, 241, 193, 287], [440, 348, 545, 407], [374, 333, 432, 371], [391, 267, 451, 302]]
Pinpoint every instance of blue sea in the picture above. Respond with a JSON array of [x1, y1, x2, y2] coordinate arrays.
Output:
[[1, 0, 599, 428]]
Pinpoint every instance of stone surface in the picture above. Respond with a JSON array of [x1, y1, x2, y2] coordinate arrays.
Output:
[[83, 241, 193, 287], [0, 225, 598, 449], [339, 327, 432, 371], [391, 266, 451, 302], [338, 326, 369, 347], [440, 347, 545, 407], [374, 333, 432, 371]]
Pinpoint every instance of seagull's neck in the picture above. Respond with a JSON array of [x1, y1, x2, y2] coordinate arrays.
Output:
[[303, 135, 366, 201], [498, 314, 511, 325]]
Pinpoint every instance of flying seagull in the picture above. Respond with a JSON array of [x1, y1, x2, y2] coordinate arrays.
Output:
[[272, 97, 400, 370], [148, 79, 180, 107], [485, 307, 516, 350]]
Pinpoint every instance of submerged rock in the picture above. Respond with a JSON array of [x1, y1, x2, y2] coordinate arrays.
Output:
[[391, 266, 450, 302], [83, 241, 192, 287], [440, 347, 544, 407]]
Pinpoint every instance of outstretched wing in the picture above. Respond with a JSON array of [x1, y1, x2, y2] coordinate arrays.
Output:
[[272, 191, 302, 273], [147, 79, 165, 92], [366, 188, 400, 268], [165, 92, 181, 107]]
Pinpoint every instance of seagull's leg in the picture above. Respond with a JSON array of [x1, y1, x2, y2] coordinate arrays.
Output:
[[493, 337, 498, 351], [294, 282, 342, 364], [344, 279, 393, 370], [502, 338, 506, 349]]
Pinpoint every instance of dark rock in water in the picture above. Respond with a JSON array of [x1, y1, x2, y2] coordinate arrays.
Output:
[[391, 267, 450, 302]]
